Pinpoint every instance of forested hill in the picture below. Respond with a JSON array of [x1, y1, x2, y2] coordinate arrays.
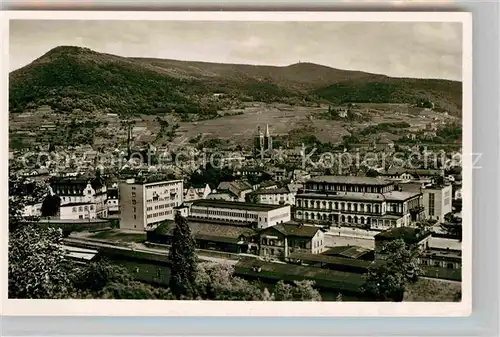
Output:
[[9, 46, 462, 116]]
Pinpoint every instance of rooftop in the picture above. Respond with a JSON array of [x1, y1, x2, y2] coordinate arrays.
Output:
[[264, 222, 321, 238], [375, 227, 432, 245], [296, 192, 386, 202], [287, 252, 380, 271], [61, 202, 96, 207], [253, 187, 290, 195], [150, 220, 256, 244], [235, 257, 366, 294], [323, 246, 373, 259], [384, 168, 444, 176], [382, 190, 422, 201], [191, 199, 288, 212], [307, 176, 393, 186]]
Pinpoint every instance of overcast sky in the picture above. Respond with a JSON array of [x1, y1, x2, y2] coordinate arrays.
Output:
[[10, 20, 463, 81]]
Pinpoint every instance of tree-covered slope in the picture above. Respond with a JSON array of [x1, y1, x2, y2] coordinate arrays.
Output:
[[9, 46, 462, 116]]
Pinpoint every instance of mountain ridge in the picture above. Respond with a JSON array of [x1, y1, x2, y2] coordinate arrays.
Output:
[[9, 46, 462, 116]]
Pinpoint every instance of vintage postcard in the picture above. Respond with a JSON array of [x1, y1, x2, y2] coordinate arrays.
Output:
[[1, 11, 472, 316]]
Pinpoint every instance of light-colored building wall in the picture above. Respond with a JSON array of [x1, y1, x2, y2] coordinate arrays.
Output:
[[189, 201, 290, 229], [256, 191, 295, 206], [106, 199, 119, 212], [259, 226, 324, 258], [53, 182, 108, 218], [60, 203, 97, 220], [423, 184, 452, 221], [119, 179, 184, 231], [258, 206, 291, 228]]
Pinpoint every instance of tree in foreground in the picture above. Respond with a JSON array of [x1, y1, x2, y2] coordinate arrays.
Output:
[[9, 224, 73, 299], [9, 176, 48, 231], [73, 259, 174, 300], [440, 212, 463, 241], [272, 280, 322, 301], [168, 213, 198, 299], [195, 262, 264, 300], [362, 239, 422, 301]]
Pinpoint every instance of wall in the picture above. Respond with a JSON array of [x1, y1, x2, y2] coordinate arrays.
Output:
[[257, 205, 291, 228], [144, 180, 184, 227], [119, 183, 145, 231], [423, 185, 452, 221], [60, 204, 97, 220]]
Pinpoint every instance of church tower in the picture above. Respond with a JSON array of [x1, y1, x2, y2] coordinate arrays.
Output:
[[264, 124, 273, 152]]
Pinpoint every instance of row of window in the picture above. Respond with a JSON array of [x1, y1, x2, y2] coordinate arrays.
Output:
[[72, 205, 94, 212], [146, 210, 173, 219], [297, 199, 383, 214], [191, 208, 258, 219], [421, 259, 458, 269], [145, 183, 180, 190], [305, 183, 392, 194], [146, 196, 179, 203], [297, 212, 375, 225]]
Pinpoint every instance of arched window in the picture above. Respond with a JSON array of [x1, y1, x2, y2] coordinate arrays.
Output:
[[311, 213, 315, 220], [322, 214, 327, 220], [354, 204, 358, 212], [335, 202, 339, 210], [305, 212, 309, 219], [347, 203, 352, 211], [354, 216, 358, 224], [316, 201, 320, 209], [341, 215, 345, 223], [328, 202, 332, 209], [347, 216, 352, 223], [361, 217, 365, 224]]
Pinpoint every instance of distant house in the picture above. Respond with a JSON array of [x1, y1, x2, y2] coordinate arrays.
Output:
[[49, 177, 108, 218], [106, 187, 119, 215], [380, 168, 444, 183], [252, 187, 296, 206], [374, 227, 431, 260], [292, 169, 311, 183], [209, 180, 253, 202], [23, 202, 43, 218], [258, 221, 325, 259], [59, 202, 97, 220], [271, 168, 290, 182], [184, 183, 212, 202]]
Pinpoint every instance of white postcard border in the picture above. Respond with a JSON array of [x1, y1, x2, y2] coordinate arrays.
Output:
[[1, 10, 473, 317]]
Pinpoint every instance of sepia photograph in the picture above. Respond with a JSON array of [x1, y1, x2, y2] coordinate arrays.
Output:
[[2, 11, 472, 316]]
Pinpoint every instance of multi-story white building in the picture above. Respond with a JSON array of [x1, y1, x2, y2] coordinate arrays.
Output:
[[119, 178, 184, 231], [295, 176, 424, 230], [49, 177, 108, 218], [188, 199, 291, 229], [422, 183, 453, 222], [59, 202, 97, 220], [253, 187, 296, 206]]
